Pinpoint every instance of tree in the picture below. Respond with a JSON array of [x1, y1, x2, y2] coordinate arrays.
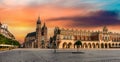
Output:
[[0, 34, 20, 46], [53, 35, 57, 53], [53, 27, 61, 53], [49, 37, 53, 48], [74, 40, 82, 52], [50, 37, 53, 44]]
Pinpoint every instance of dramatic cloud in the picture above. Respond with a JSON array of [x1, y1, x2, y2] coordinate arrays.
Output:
[[47, 11, 120, 27], [0, 0, 120, 43], [0, 0, 107, 10]]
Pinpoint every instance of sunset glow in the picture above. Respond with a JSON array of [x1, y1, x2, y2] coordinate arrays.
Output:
[[0, 0, 120, 43]]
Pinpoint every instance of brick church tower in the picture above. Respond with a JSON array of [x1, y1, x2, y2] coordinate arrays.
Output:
[[35, 17, 48, 48], [36, 17, 41, 48]]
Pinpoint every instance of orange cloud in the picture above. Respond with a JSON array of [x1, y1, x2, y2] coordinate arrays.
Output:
[[0, 5, 120, 43]]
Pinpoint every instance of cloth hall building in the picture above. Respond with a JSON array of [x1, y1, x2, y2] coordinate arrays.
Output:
[[53, 26, 120, 49]]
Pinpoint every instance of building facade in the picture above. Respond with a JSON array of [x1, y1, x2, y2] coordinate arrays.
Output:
[[23, 17, 48, 48], [53, 26, 120, 49], [0, 22, 15, 40]]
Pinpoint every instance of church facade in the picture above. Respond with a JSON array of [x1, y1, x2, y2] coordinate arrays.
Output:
[[23, 17, 48, 48], [53, 26, 120, 49]]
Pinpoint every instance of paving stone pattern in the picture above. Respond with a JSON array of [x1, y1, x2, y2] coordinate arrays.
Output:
[[0, 49, 120, 62]]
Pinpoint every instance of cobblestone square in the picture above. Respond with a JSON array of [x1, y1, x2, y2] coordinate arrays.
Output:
[[0, 49, 120, 62]]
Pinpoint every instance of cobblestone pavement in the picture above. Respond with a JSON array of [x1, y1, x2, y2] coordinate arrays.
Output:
[[0, 49, 120, 62]]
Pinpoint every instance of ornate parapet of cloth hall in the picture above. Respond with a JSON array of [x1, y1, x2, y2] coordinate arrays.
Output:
[[52, 26, 120, 49]]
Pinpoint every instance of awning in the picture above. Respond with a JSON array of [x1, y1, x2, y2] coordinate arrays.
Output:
[[0, 44, 14, 47]]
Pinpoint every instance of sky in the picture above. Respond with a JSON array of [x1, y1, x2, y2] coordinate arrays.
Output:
[[0, 0, 120, 43]]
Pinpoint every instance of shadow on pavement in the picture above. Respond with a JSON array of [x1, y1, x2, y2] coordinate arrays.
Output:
[[52, 51, 85, 54]]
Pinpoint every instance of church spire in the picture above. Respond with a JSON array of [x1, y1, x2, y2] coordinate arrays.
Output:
[[42, 22, 47, 29], [37, 16, 41, 24], [43, 22, 46, 27]]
